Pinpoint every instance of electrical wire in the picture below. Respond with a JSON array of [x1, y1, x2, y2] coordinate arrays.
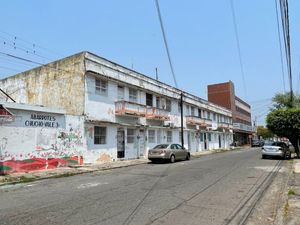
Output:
[[229, 0, 248, 100], [275, 0, 286, 92], [154, 0, 178, 88]]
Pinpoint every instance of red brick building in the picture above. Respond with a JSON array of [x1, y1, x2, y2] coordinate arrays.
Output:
[[207, 81, 253, 145]]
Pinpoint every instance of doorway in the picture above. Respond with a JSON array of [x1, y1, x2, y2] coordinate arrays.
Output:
[[117, 128, 125, 158], [204, 133, 208, 150]]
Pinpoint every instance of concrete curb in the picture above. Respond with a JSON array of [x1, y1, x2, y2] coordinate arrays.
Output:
[[0, 147, 247, 186]]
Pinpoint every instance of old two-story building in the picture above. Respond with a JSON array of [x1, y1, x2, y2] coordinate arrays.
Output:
[[207, 81, 254, 145], [0, 51, 233, 165]]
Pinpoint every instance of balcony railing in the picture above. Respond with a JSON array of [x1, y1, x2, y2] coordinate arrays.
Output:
[[233, 123, 254, 133], [146, 107, 169, 120], [218, 122, 233, 129], [115, 100, 146, 117], [186, 116, 212, 127]]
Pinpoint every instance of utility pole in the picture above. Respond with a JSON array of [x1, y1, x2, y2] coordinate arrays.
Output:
[[180, 92, 184, 148]]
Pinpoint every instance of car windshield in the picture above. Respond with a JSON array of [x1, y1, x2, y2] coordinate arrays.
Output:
[[264, 141, 275, 146], [153, 144, 169, 149]]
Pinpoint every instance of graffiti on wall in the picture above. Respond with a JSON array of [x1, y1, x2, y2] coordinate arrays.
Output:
[[0, 125, 85, 175]]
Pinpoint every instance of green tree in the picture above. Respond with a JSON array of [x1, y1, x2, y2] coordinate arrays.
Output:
[[266, 108, 300, 157], [256, 126, 273, 139], [272, 92, 300, 109]]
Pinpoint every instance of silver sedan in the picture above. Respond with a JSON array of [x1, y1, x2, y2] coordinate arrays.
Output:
[[148, 143, 190, 163]]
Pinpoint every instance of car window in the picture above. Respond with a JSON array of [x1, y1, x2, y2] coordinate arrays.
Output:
[[264, 141, 274, 146], [170, 144, 177, 149], [176, 144, 183, 149], [154, 144, 169, 149]]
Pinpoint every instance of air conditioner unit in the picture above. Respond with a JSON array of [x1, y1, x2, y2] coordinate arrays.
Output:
[[163, 121, 175, 128]]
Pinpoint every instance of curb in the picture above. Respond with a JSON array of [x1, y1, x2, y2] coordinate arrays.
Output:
[[0, 147, 247, 186]]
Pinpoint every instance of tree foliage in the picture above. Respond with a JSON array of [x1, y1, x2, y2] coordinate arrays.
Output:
[[266, 108, 300, 157], [272, 92, 300, 109], [256, 126, 273, 139]]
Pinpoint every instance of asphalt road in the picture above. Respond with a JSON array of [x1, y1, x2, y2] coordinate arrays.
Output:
[[0, 148, 282, 225]]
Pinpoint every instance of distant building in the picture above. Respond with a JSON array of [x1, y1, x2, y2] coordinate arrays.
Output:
[[0, 51, 233, 168], [207, 81, 253, 145]]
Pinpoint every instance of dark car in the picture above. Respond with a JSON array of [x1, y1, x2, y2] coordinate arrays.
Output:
[[261, 141, 291, 159], [251, 139, 264, 147]]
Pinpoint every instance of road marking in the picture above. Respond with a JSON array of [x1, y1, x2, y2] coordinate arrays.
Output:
[[77, 182, 108, 189]]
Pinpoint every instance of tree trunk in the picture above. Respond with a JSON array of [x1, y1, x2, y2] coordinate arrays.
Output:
[[290, 137, 300, 158]]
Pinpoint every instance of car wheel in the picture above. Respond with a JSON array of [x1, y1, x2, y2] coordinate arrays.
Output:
[[285, 151, 291, 160], [186, 153, 190, 160], [170, 155, 175, 163]]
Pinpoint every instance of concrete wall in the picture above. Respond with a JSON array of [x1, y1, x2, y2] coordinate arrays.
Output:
[[0, 109, 85, 174], [0, 53, 86, 115]]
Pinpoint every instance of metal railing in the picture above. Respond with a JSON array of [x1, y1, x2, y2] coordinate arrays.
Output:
[[146, 107, 169, 120], [115, 100, 146, 117], [186, 116, 212, 127]]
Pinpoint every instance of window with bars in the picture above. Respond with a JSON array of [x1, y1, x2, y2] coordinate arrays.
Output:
[[127, 128, 135, 143], [95, 78, 108, 95], [129, 88, 138, 102], [167, 131, 172, 143], [148, 130, 156, 143], [94, 126, 106, 144]]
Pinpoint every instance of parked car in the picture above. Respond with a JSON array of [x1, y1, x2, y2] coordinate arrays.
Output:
[[251, 139, 264, 147], [261, 140, 291, 159], [148, 143, 190, 163]]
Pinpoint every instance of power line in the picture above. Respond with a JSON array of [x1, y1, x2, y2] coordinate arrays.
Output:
[[229, 0, 248, 100], [275, 0, 286, 92], [0, 30, 62, 58], [154, 0, 178, 88], [279, 0, 293, 102]]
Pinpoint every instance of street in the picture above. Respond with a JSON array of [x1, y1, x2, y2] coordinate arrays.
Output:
[[0, 148, 282, 225]]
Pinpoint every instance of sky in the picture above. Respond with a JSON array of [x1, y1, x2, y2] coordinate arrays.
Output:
[[0, 0, 300, 126]]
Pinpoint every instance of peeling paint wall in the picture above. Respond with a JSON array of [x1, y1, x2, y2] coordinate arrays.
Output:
[[0, 52, 86, 115]]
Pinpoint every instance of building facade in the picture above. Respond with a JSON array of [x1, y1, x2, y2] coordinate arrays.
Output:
[[207, 81, 254, 145], [0, 52, 233, 165], [0, 100, 84, 174]]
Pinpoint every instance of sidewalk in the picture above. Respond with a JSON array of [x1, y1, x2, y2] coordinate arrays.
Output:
[[283, 159, 300, 225], [0, 147, 244, 186]]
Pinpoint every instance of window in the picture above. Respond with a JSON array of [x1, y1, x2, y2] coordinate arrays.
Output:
[[148, 130, 155, 143], [167, 131, 172, 142], [127, 129, 135, 143], [198, 108, 202, 118], [156, 97, 160, 108], [200, 133, 204, 142], [117, 86, 124, 100], [166, 99, 172, 112], [129, 88, 138, 102], [170, 144, 177, 149], [157, 130, 162, 144], [213, 113, 216, 121], [207, 112, 211, 120], [95, 78, 108, 95], [178, 102, 181, 113], [208, 133, 212, 141], [146, 93, 153, 106], [94, 126, 106, 144], [186, 105, 190, 115], [191, 107, 195, 116]]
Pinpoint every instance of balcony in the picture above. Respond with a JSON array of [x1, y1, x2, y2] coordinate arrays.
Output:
[[186, 116, 212, 127], [115, 100, 146, 117], [218, 122, 233, 129], [233, 123, 254, 133], [146, 107, 169, 120]]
